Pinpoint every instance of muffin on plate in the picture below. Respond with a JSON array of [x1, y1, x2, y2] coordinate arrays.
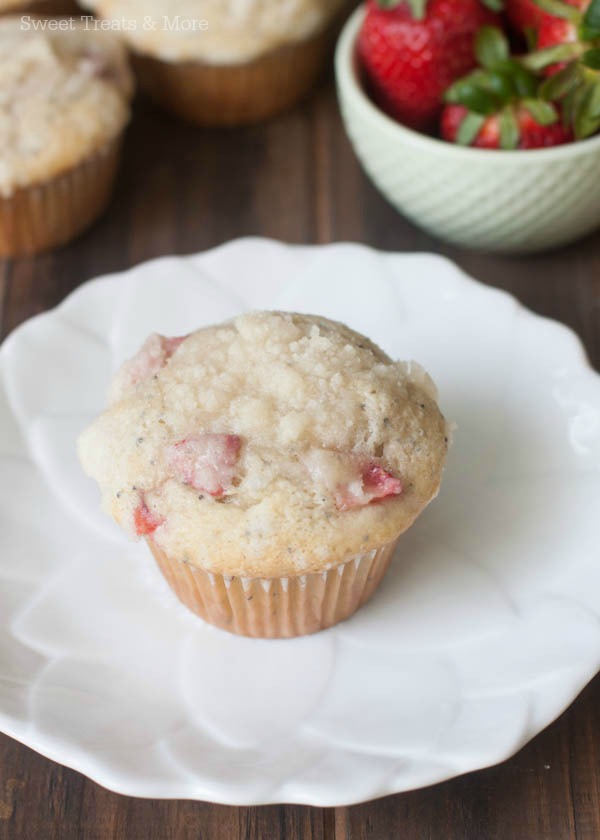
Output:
[[80, 0, 348, 125], [78, 311, 449, 638], [0, 17, 134, 258]]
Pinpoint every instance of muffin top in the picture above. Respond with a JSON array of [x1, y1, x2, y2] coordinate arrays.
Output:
[[81, 0, 345, 64], [0, 17, 133, 197], [78, 312, 449, 577]]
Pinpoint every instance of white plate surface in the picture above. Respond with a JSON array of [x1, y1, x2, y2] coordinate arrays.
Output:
[[1, 239, 600, 806]]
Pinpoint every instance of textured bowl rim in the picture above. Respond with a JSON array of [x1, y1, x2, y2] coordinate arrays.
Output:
[[335, 4, 600, 163]]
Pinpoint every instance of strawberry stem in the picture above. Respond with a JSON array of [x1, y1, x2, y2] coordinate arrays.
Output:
[[406, 0, 428, 18], [456, 112, 486, 144], [583, 0, 600, 35], [476, 26, 510, 68], [530, 0, 581, 21], [522, 42, 584, 70], [582, 47, 600, 68], [375, 0, 428, 17], [521, 97, 558, 123], [499, 106, 520, 148], [539, 62, 581, 99]]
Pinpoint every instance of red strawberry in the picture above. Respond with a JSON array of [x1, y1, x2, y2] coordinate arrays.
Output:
[[538, 0, 589, 42], [134, 500, 164, 536], [522, 0, 600, 138], [357, 0, 500, 131], [441, 102, 573, 146], [537, 15, 576, 48], [537, 22, 577, 72], [506, 0, 587, 39], [535, 0, 588, 71]]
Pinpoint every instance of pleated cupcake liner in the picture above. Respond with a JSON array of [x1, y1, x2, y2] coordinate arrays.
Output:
[[0, 136, 122, 258], [148, 537, 398, 639], [131, 20, 338, 127]]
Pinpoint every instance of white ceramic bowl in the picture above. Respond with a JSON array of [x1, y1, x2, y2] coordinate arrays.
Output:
[[335, 6, 600, 253]]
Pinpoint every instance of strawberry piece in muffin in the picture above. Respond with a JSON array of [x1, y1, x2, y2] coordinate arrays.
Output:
[[167, 433, 242, 497], [109, 333, 187, 404], [362, 463, 404, 499], [336, 461, 403, 511], [133, 499, 164, 536], [303, 449, 402, 511]]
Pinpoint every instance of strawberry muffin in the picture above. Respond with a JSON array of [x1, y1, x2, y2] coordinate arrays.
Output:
[[79, 0, 347, 125], [0, 17, 134, 257], [78, 312, 449, 638]]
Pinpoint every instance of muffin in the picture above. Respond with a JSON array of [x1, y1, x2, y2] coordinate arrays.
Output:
[[78, 312, 449, 638], [0, 17, 134, 257], [80, 0, 348, 125]]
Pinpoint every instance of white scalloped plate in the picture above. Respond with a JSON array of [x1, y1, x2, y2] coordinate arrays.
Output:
[[1, 239, 600, 806]]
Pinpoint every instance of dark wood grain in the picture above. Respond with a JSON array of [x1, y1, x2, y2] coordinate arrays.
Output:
[[1, 71, 600, 840]]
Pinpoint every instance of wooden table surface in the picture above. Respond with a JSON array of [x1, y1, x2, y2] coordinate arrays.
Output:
[[1, 73, 600, 840]]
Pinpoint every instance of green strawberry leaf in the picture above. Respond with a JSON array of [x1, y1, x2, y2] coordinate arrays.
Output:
[[481, 0, 504, 10], [406, 0, 428, 18], [524, 27, 539, 50], [456, 112, 486, 145], [583, 0, 600, 34], [522, 98, 558, 124], [574, 81, 600, 137], [539, 62, 581, 100], [578, 112, 600, 137], [582, 48, 600, 70], [562, 87, 575, 126], [445, 76, 500, 114], [589, 79, 600, 118], [580, 24, 600, 40], [471, 68, 516, 100], [500, 107, 520, 149], [481, 70, 517, 102], [476, 27, 510, 70], [522, 43, 583, 70], [563, 83, 586, 129], [530, 0, 581, 21], [500, 59, 538, 97]]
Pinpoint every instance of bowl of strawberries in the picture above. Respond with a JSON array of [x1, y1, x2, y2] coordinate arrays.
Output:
[[335, 0, 600, 252]]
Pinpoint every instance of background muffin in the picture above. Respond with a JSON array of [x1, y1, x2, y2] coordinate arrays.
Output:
[[0, 17, 134, 257], [79, 312, 448, 638], [80, 0, 348, 125]]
